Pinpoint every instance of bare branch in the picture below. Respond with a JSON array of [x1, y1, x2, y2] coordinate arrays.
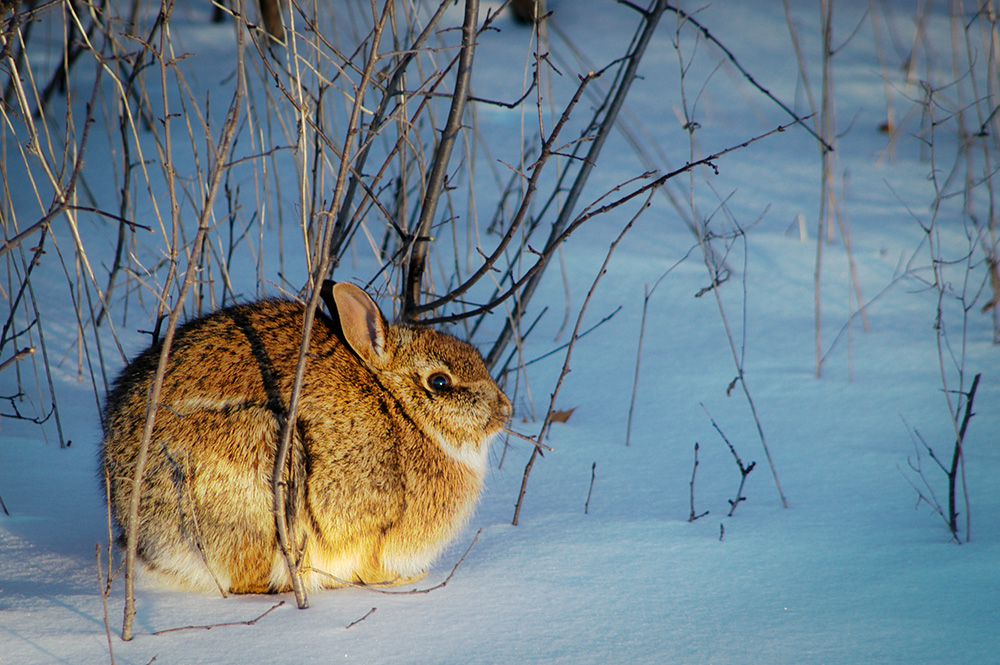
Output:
[[403, 0, 480, 318], [121, 0, 248, 638], [151, 602, 286, 635], [701, 404, 755, 517], [585, 462, 597, 515], [271, 1, 395, 611], [512, 193, 648, 525], [487, 0, 671, 366], [346, 608, 377, 629], [688, 443, 709, 522]]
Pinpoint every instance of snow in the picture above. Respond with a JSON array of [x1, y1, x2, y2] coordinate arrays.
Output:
[[2, 1, 998, 664]]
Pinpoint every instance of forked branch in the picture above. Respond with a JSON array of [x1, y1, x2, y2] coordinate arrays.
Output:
[[512, 194, 649, 525]]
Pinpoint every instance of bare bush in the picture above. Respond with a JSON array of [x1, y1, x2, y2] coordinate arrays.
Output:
[[1, 0, 849, 638]]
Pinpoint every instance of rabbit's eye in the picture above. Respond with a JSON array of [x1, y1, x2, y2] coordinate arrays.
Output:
[[426, 372, 453, 392]]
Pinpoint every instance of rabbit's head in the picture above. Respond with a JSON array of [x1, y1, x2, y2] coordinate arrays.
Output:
[[324, 282, 511, 461]]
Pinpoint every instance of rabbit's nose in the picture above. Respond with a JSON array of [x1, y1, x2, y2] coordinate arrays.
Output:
[[497, 393, 513, 421]]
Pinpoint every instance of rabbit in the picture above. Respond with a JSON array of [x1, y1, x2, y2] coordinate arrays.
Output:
[[100, 281, 511, 594]]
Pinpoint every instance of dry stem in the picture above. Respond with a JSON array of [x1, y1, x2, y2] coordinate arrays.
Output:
[[270, 1, 394, 611], [585, 462, 596, 515], [688, 443, 708, 522], [121, 0, 247, 638], [511, 195, 648, 525], [151, 601, 285, 635], [346, 608, 378, 630]]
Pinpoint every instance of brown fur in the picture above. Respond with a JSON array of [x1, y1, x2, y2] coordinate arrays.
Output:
[[101, 282, 510, 593]]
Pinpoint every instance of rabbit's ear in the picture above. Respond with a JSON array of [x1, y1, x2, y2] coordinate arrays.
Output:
[[324, 281, 387, 365]]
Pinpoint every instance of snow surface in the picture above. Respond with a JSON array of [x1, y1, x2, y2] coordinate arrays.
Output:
[[2, 1, 998, 664]]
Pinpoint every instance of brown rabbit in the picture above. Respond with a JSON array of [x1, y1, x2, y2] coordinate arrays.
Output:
[[100, 281, 511, 594]]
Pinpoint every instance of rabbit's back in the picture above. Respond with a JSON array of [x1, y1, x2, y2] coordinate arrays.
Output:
[[106, 300, 342, 418]]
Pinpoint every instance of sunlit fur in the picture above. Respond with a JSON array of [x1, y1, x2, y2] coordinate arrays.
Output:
[[101, 285, 511, 594]]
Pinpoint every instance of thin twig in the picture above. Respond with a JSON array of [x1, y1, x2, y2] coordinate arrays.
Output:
[[688, 443, 708, 522], [487, 0, 670, 365], [584, 462, 596, 515], [403, 0, 480, 317], [329, 0, 454, 264], [346, 608, 377, 629], [695, 215, 787, 509], [411, 68, 605, 324], [503, 427, 554, 452], [521, 306, 621, 368], [151, 602, 286, 635], [512, 194, 648, 525], [949, 373, 980, 540], [183, 454, 228, 598], [302, 529, 481, 595], [899, 419, 958, 543], [672, 2, 832, 151], [96, 546, 116, 665], [427, 118, 800, 329], [0, 347, 35, 373], [270, 2, 394, 612], [626, 284, 651, 448], [624, 248, 695, 446], [701, 404, 755, 517], [121, 0, 247, 638]]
